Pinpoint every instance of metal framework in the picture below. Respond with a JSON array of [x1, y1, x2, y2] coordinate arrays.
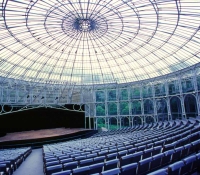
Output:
[[0, 0, 200, 130]]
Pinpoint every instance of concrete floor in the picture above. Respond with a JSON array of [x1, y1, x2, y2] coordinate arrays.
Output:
[[13, 148, 44, 175]]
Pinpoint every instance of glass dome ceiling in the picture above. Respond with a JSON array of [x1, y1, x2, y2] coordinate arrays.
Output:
[[0, 0, 200, 85]]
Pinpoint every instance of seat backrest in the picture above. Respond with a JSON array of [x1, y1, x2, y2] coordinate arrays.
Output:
[[87, 153, 97, 158], [168, 161, 184, 175], [60, 158, 74, 164], [138, 157, 152, 175], [72, 166, 90, 175], [118, 150, 127, 159], [120, 163, 137, 175], [132, 151, 143, 163], [100, 168, 121, 175], [104, 159, 119, 171], [46, 160, 60, 167], [51, 170, 71, 175], [128, 148, 137, 154], [79, 158, 93, 167], [147, 168, 167, 175], [98, 151, 108, 156], [120, 154, 134, 167], [150, 153, 164, 171], [93, 156, 105, 164], [46, 164, 63, 175], [180, 155, 196, 175], [45, 157, 57, 163], [89, 162, 104, 174], [107, 153, 118, 161], [63, 161, 78, 171], [74, 155, 86, 161]]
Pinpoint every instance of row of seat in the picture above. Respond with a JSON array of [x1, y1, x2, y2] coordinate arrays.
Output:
[[43, 119, 200, 175], [0, 147, 32, 175], [149, 152, 200, 175], [44, 152, 200, 175]]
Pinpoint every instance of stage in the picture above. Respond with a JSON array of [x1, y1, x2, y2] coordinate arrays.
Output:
[[0, 128, 96, 148]]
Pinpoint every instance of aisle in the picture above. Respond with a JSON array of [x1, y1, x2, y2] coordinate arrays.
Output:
[[13, 148, 44, 175]]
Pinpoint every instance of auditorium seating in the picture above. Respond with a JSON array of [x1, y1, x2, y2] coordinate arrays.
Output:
[[42, 119, 200, 175], [0, 147, 31, 175]]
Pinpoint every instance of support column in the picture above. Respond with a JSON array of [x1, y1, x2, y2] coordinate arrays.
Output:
[[140, 85, 144, 122], [193, 69, 200, 117], [178, 76, 186, 119], [152, 84, 158, 122], [165, 81, 172, 121]]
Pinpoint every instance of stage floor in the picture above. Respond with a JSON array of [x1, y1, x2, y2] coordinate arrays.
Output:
[[0, 128, 87, 142]]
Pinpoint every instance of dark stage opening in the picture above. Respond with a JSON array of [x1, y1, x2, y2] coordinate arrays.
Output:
[[0, 105, 85, 135]]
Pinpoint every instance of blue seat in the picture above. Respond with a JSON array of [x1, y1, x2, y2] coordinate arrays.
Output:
[[146, 143, 154, 149], [182, 144, 191, 157], [168, 161, 184, 175], [79, 158, 93, 167], [118, 147, 125, 152], [138, 157, 152, 175], [104, 159, 119, 171], [46, 164, 63, 175], [154, 139, 165, 147], [98, 151, 108, 156], [100, 168, 121, 175], [45, 157, 58, 163], [93, 156, 105, 164], [163, 143, 175, 152], [117, 150, 127, 159], [137, 145, 146, 152], [132, 151, 143, 163], [120, 163, 137, 175], [191, 140, 200, 153], [162, 150, 174, 166], [194, 152, 200, 172], [127, 148, 137, 154], [59, 155, 70, 160], [181, 155, 196, 175], [143, 148, 153, 159], [172, 146, 184, 162], [0, 164, 8, 175], [107, 153, 118, 161], [52, 170, 71, 175], [150, 153, 164, 171], [0, 161, 13, 173], [72, 166, 90, 175], [120, 154, 134, 167], [147, 168, 167, 175], [87, 153, 98, 158], [89, 162, 104, 174], [152, 146, 162, 156], [45, 160, 60, 168], [74, 155, 86, 161], [109, 149, 118, 154], [60, 158, 74, 164], [63, 161, 78, 171]]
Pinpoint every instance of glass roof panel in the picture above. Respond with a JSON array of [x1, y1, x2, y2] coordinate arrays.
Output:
[[0, 0, 200, 85]]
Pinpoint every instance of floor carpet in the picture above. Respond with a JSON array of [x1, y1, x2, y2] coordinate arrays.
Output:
[[13, 148, 44, 175]]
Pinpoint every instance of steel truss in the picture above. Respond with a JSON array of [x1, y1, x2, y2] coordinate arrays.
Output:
[[0, 63, 200, 130]]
